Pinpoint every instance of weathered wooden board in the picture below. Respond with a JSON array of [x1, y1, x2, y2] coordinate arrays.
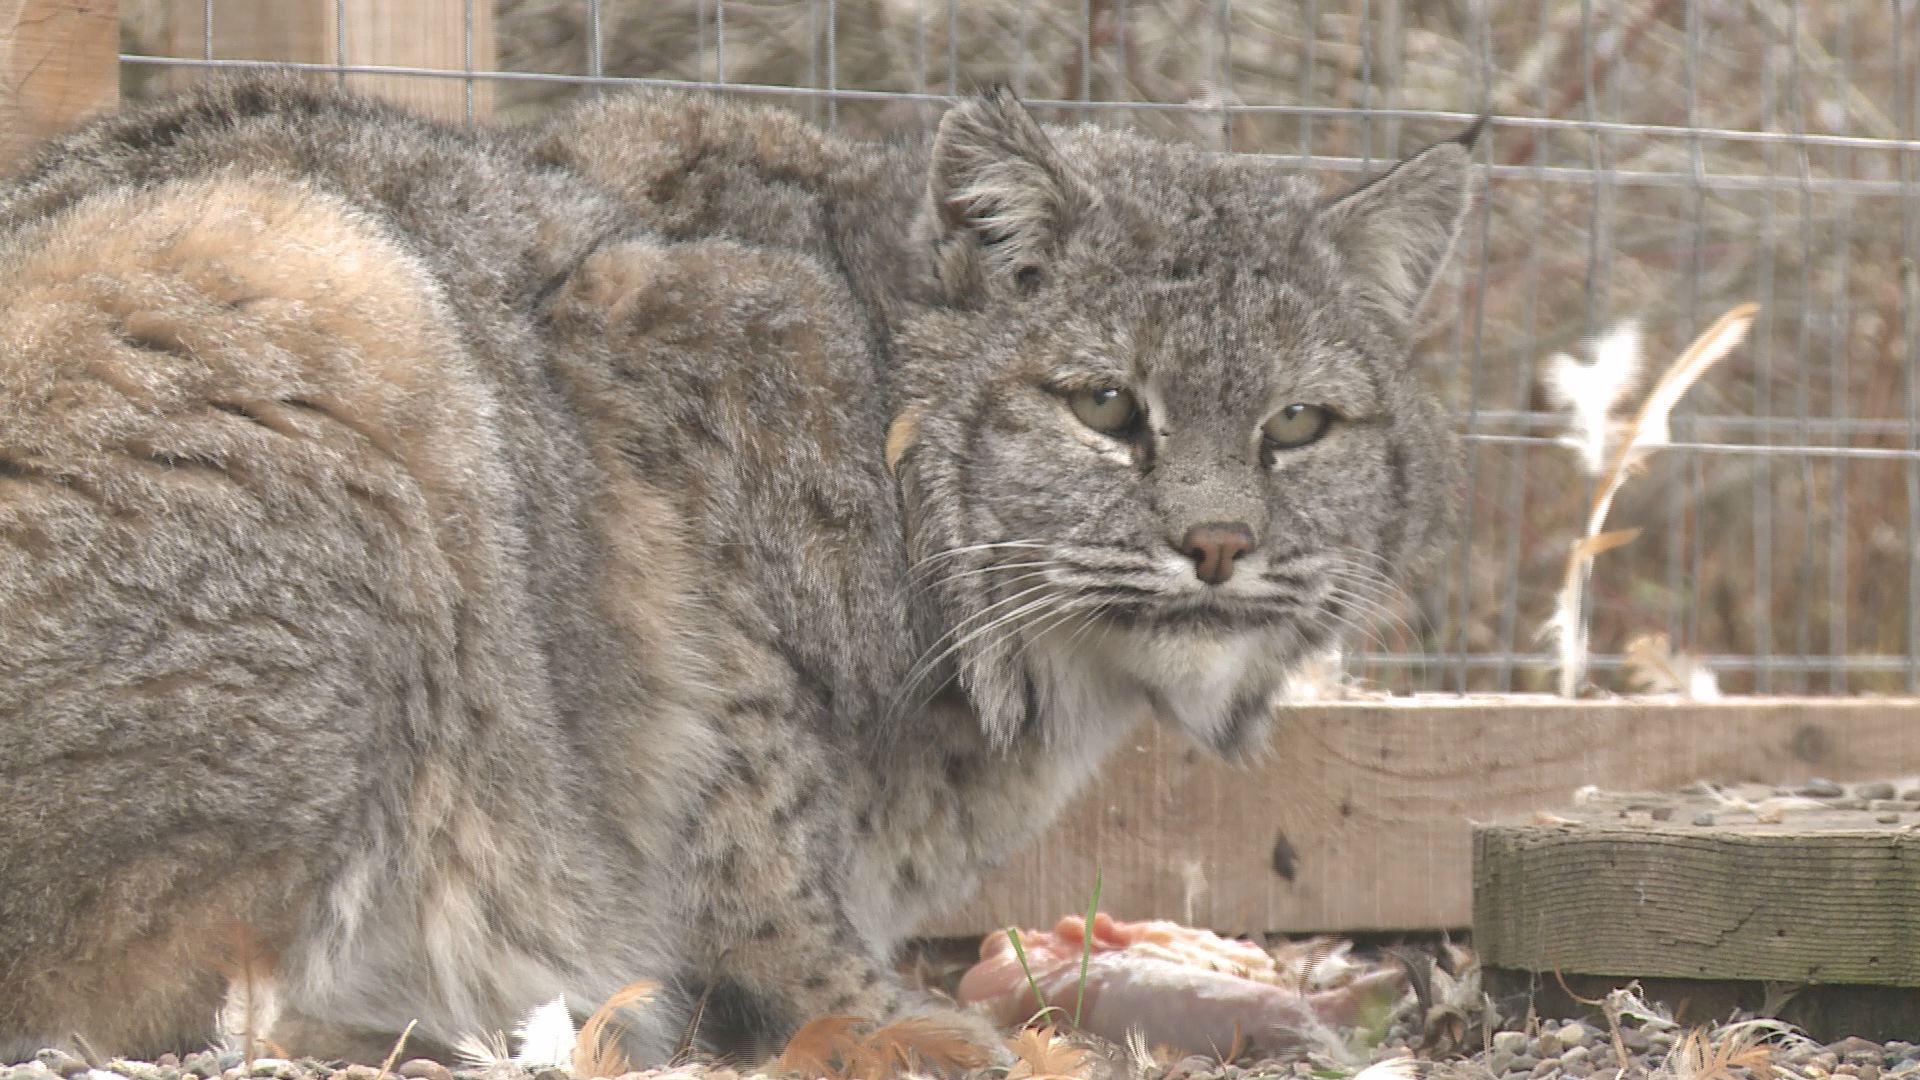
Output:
[[927, 697, 1920, 937], [0, 0, 118, 172], [1474, 785, 1920, 985], [159, 0, 496, 122]]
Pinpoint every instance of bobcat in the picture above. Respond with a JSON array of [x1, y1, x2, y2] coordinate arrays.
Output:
[[0, 77, 1472, 1062]]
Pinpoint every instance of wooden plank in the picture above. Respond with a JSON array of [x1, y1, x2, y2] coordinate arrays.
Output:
[[1474, 785, 1920, 986], [925, 697, 1920, 937], [159, 0, 496, 122], [0, 0, 118, 172]]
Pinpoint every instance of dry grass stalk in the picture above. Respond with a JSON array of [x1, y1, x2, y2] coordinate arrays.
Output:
[[1545, 302, 1759, 697], [376, 1019, 420, 1079], [572, 979, 660, 1078]]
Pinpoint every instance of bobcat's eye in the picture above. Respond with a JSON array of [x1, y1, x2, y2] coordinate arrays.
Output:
[[1262, 404, 1332, 451], [1069, 387, 1142, 437]]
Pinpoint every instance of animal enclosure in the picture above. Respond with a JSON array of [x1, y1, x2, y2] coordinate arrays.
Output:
[[6, 0, 1920, 937]]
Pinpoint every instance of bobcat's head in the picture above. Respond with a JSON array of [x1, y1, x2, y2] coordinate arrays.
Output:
[[888, 91, 1472, 758]]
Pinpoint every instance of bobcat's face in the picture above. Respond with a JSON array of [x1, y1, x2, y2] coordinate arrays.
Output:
[[891, 93, 1472, 755]]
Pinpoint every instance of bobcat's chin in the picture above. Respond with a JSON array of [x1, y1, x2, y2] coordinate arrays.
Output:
[[1024, 606, 1313, 763]]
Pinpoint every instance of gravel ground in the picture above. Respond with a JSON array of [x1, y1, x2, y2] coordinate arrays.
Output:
[[11, 1020, 1920, 1080]]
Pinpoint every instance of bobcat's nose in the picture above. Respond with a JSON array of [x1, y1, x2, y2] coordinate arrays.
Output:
[[1178, 522, 1256, 585]]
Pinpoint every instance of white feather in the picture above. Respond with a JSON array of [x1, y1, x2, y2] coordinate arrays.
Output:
[[450, 1029, 513, 1069], [1543, 320, 1642, 475], [512, 996, 578, 1070], [1350, 1058, 1424, 1080]]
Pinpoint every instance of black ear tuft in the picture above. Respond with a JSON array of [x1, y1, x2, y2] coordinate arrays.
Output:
[[1454, 113, 1490, 151]]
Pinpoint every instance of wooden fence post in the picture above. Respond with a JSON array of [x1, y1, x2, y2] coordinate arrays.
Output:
[[1, 0, 119, 172], [161, 0, 496, 123]]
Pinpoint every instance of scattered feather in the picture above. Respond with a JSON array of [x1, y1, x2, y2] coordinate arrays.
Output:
[[1005, 1025, 1094, 1080], [1544, 320, 1644, 475], [772, 1015, 867, 1078], [862, 1015, 997, 1076], [772, 1014, 995, 1080], [573, 979, 660, 1078], [1705, 789, 1827, 819], [514, 996, 579, 1070], [1122, 1027, 1156, 1078], [1281, 648, 1351, 701], [1542, 300, 1760, 697], [1543, 528, 1642, 697], [1654, 1021, 1796, 1080], [1350, 1058, 1423, 1080], [1624, 633, 1721, 699], [451, 1029, 514, 1070]]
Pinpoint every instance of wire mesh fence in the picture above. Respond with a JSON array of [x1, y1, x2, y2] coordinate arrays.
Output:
[[116, 0, 1920, 698]]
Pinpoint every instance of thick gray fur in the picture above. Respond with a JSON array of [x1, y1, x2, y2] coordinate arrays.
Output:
[[0, 77, 1470, 1062]]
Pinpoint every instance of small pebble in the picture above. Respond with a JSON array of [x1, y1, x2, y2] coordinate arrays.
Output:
[[337, 1067, 379, 1080], [1535, 1030, 1563, 1056], [1562, 1046, 1593, 1068], [1802, 777, 1845, 797], [1878, 812, 1901, 824], [1531, 1059, 1560, 1079], [34, 1053, 85, 1080], [1621, 1027, 1652, 1052], [1692, 812, 1716, 826], [1858, 781, 1897, 800], [245, 1061, 287, 1079], [1901, 787, 1920, 801], [1833, 1038, 1885, 1058], [1649, 805, 1674, 821], [396, 1063, 450, 1080], [1509, 1055, 1541, 1071], [1493, 1032, 1530, 1056]]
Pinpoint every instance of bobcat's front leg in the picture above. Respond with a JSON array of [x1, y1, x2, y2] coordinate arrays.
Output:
[[678, 702, 999, 1061]]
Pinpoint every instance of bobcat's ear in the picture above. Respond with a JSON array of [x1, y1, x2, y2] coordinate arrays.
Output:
[[1314, 122, 1479, 329], [926, 88, 1093, 298]]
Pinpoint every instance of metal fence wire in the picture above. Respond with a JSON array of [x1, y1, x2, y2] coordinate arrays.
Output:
[[119, 1, 1920, 698]]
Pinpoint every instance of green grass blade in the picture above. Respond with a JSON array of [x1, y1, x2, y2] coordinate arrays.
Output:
[[1073, 867, 1102, 1028], [1004, 927, 1053, 1023]]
